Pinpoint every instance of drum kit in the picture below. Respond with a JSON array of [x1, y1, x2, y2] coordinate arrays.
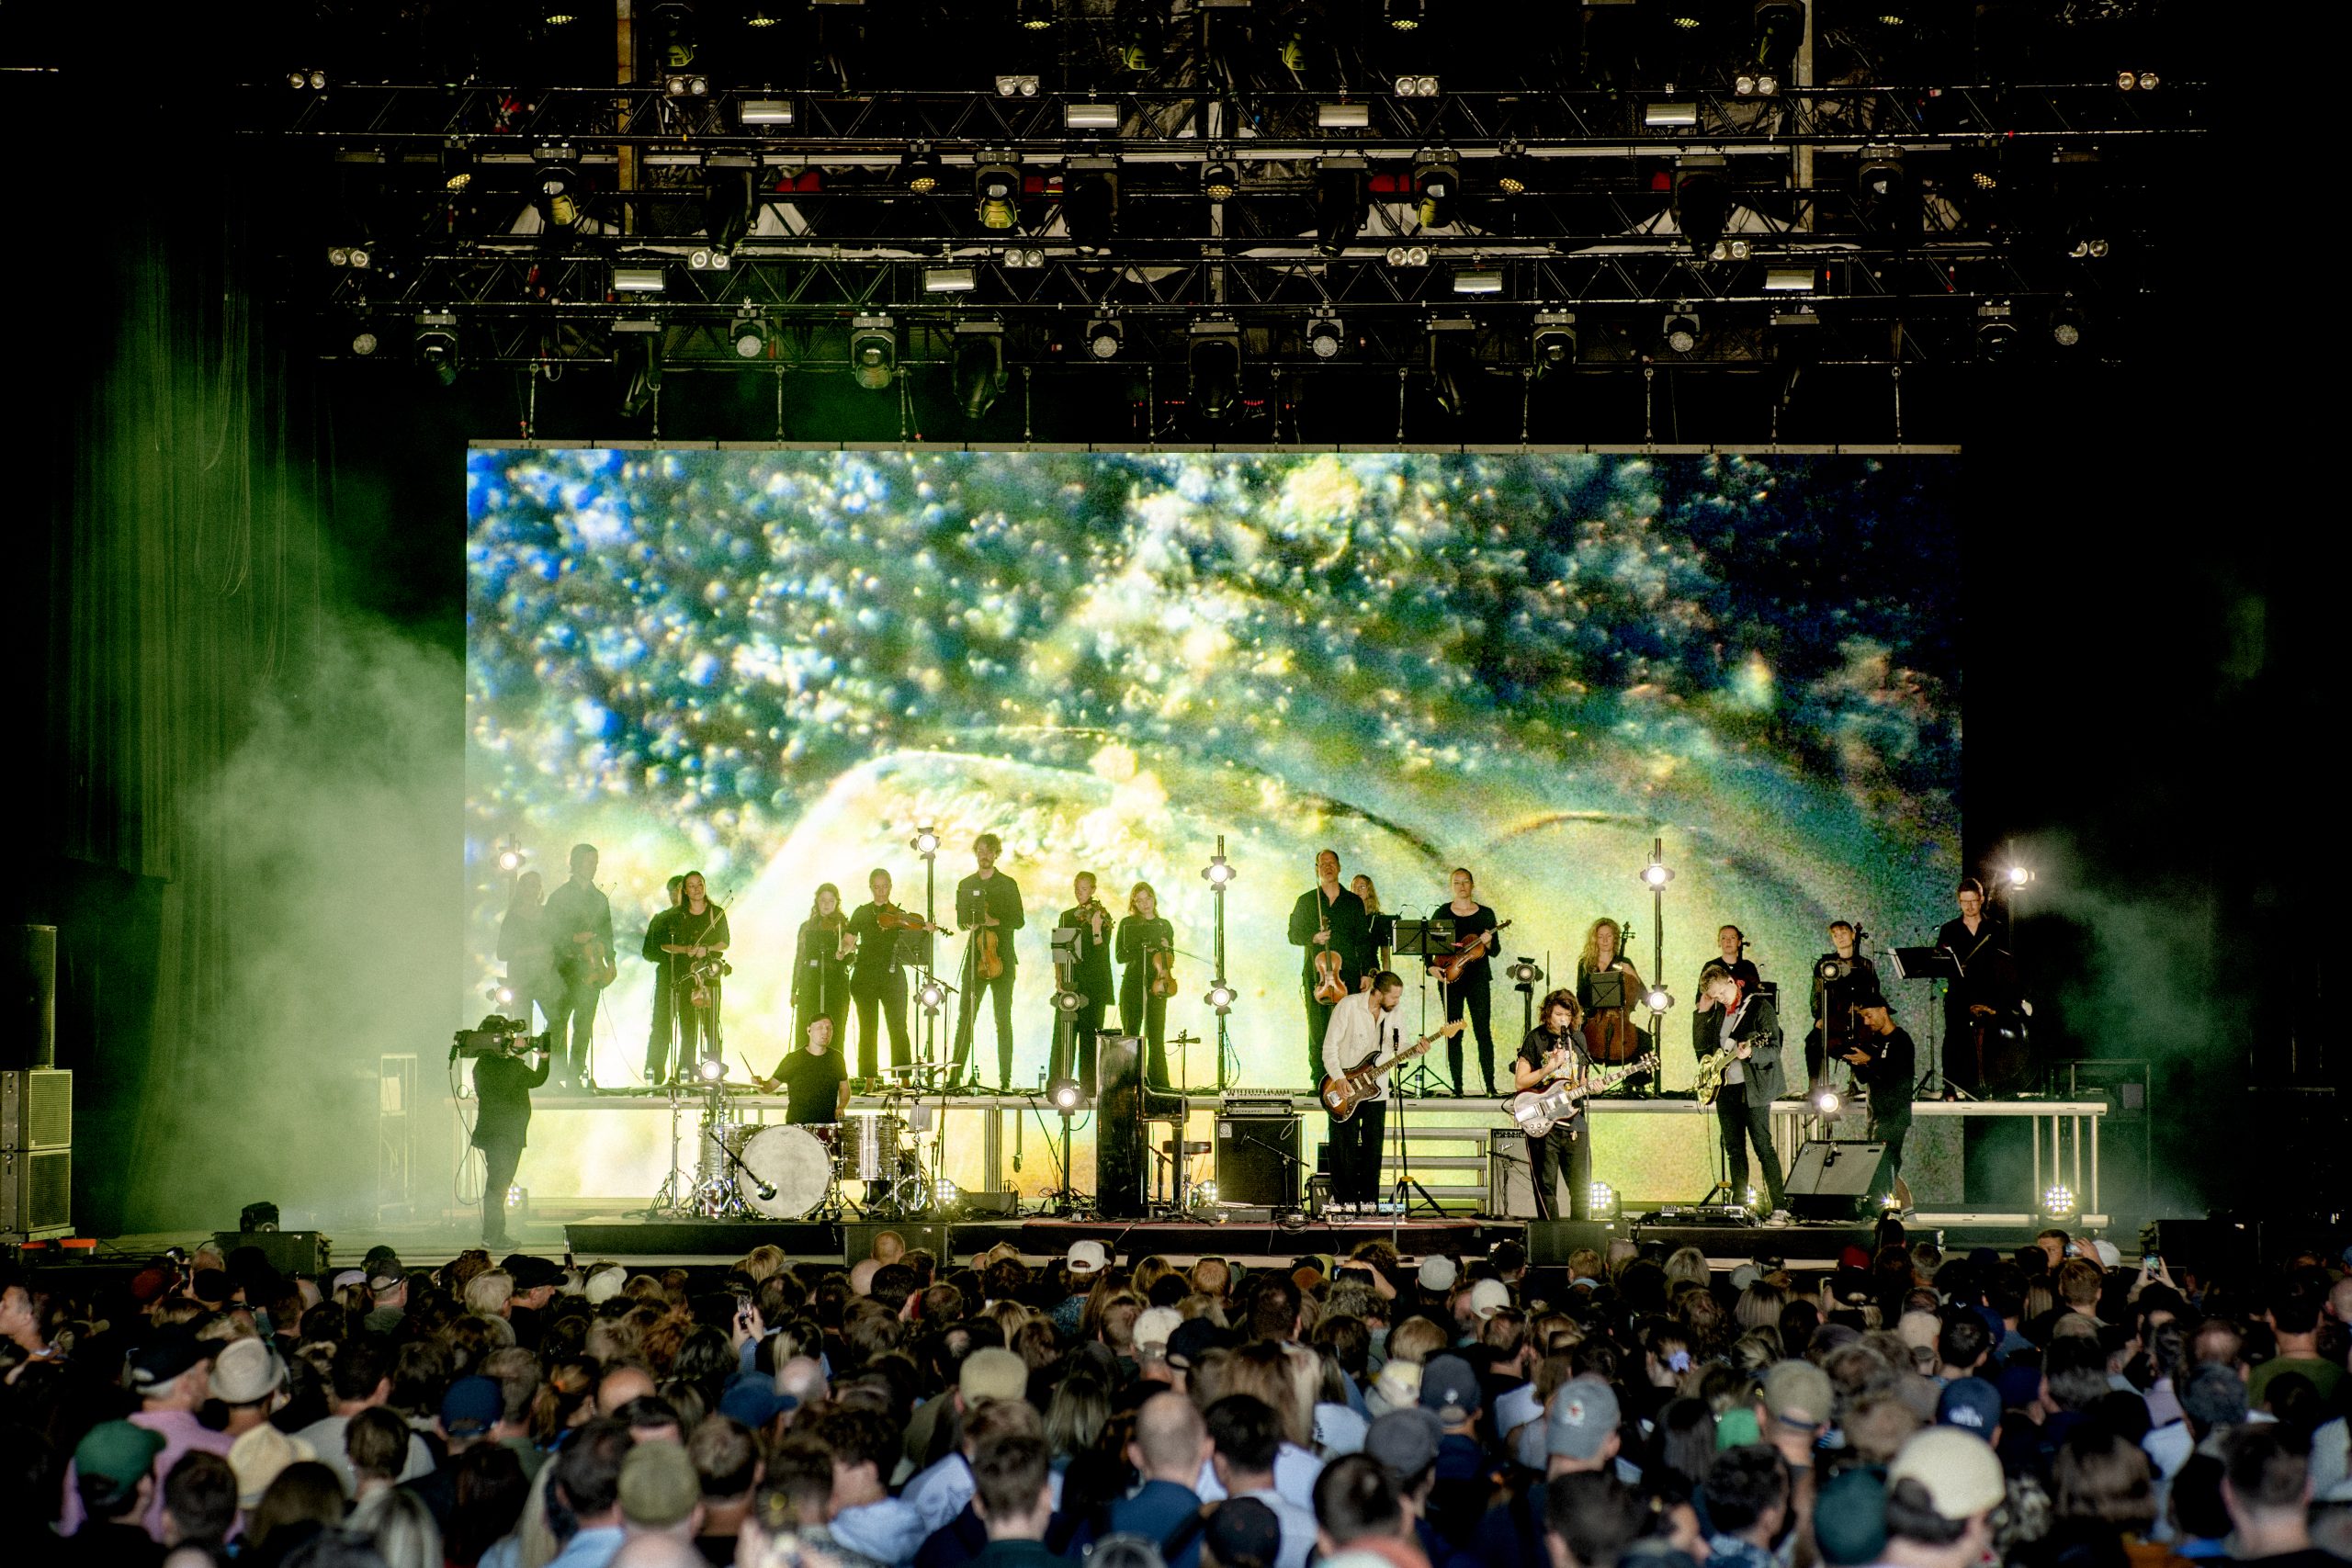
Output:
[[650, 1075, 929, 1222]]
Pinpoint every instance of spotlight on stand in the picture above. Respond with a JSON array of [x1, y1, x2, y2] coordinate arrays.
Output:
[[696, 1057, 726, 1083], [2005, 865, 2035, 888], [495, 840, 526, 874], [1051, 987, 1085, 1016], [1645, 986, 1673, 1013], [2041, 1184, 2076, 1221], [1639, 852, 1673, 890], [916, 978, 946, 1012], [1047, 1077, 1084, 1111], [910, 825, 941, 859], [1201, 843, 1238, 886], [1504, 958, 1544, 987], [1205, 978, 1237, 1015], [1813, 1085, 1842, 1113], [490, 983, 516, 1008], [849, 317, 897, 390]]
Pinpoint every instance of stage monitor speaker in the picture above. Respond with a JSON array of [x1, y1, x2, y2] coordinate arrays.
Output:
[[3, 1069, 72, 1151], [1784, 1139, 1891, 1222], [3, 1147, 70, 1237], [1525, 1218, 1620, 1266], [3, 927, 55, 1071], [962, 1190, 1019, 1218], [842, 1221, 949, 1265], [215, 1230, 332, 1277], [1216, 1111, 1301, 1209]]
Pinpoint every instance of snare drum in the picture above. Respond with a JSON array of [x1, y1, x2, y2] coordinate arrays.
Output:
[[843, 1111, 902, 1182], [739, 1125, 833, 1219]]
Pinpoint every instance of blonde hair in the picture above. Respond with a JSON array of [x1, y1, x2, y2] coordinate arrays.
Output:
[[1351, 874, 1383, 916], [1128, 881, 1157, 916], [1578, 918, 1626, 974], [1385, 1316, 1447, 1366], [463, 1270, 515, 1317]]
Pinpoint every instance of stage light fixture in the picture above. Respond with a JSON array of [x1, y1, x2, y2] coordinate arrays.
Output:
[[1202, 844, 1238, 886], [1674, 158, 1729, 254], [1532, 310, 1576, 377], [1306, 314, 1343, 360], [1740, 0, 1804, 96], [1188, 320, 1242, 422], [1645, 102, 1699, 129], [1395, 74, 1440, 96], [849, 316, 897, 390], [1707, 238, 1753, 264], [2041, 1184, 2076, 1220], [1413, 151, 1460, 228], [2005, 865, 2034, 887], [414, 313, 459, 386], [1589, 1182, 1619, 1219], [900, 149, 945, 195], [1065, 102, 1119, 130], [1664, 309, 1701, 355], [995, 74, 1041, 97], [326, 245, 372, 270], [1764, 268, 1815, 292], [925, 265, 977, 292], [495, 840, 526, 873], [1858, 147, 1905, 203], [491, 983, 515, 1008], [2136, 71, 2159, 91], [933, 1175, 962, 1210], [1451, 265, 1503, 295], [2051, 305, 2084, 348], [1062, 157, 1119, 246], [916, 977, 946, 1011], [1086, 317, 1124, 359], [1202, 157, 1240, 202], [1190, 1179, 1220, 1212], [1384, 0, 1423, 28], [1015, 0, 1056, 28], [1639, 852, 1673, 889], [731, 313, 771, 360], [910, 825, 942, 858], [1317, 103, 1371, 129], [351, 329, 379, 356], [975, 162, 1021, 230], [1311, 156, 1368, 254], [739, 98, 794, 127], [687, 246, 732, 270], [1051, 987, 1085, 1015], [1426, 318, 1473, 418], [1205, 978, 1237, 1014], [745, 3, 784, 24], [1645, 986, 1673, 1012], [665, 73, 711, 96], [1813, 1086, 1841, 1113], [1384, 245, 1431, 268], [1976, 303, 2018, 360], [612, 265, 666, 294], [953, 321, 1006, 419], [696, 1056, 726, 1083], [1504, 959, 1544, 986], [1047, 1077, 1082, 1111]]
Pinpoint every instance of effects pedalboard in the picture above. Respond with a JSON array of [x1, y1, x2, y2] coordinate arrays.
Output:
[[1635, 1204, 1759, 1225]]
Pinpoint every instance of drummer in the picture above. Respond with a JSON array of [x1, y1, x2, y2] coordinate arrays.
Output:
[[758, 1016, 850, 1125]]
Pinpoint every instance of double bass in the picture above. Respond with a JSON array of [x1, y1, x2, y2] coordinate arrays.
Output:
[[1582, 916, 1643, 1066]]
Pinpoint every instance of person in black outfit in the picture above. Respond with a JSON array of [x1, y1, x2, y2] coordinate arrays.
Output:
[[472, 1034, 551, 1248], [666, 873, 731, 1076], [763, 1016, 849, 1126], [1055, 873, 1116, 1095], [1699, 968, 1788, 1216], [1842, 990, 1917, 1205], [792, 883, 853, 1070], [1690, 923, 1761, 1060], [1115, 881, 1177, 1088], [1287, 850, 1375, 1086], [951, 833, 1024, 1088], [639, 874, 687, 1084], [845, 869, 918, 1079], [1514, 988, 1592, 1219], [541, 842, 614, 1089], [1429, 867, 1499, 1097], [496, 870, 558, 1034], [1806, 919, 1880, 1094], [1936, 878, 2020, 1093]]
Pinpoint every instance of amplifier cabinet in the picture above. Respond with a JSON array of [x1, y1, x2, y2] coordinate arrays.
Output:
[[1216, 1111, 1302, 1209]]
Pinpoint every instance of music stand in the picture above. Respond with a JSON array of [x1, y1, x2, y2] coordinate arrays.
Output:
[[1892, 946, 1963, 1097], [1393, 917, 1453, 1098]]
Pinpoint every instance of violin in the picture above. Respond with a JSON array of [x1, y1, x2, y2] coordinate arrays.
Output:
[[1432, 919, 1513, 986], [1314, 899, 1347, 1005], [1150, 944, 1177, 999], [876, 902, 938, 932]]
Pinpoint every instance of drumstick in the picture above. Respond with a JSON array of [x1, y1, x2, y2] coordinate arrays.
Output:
[[738, 1052, 765, 1087]]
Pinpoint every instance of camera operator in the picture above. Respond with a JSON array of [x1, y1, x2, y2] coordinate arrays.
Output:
[[470, 1022, 550, 1249]]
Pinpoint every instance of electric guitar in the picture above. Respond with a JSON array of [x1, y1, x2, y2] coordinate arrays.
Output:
[[1510, 1053, 1658, 1138], [1319, 1020, 1465, 1122]]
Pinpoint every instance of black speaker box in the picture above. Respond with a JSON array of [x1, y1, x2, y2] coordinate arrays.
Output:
[[1525, 1218, 1621, 1265], [216, 1231, 332, 1277], [1784, 1139, 1891, 1222], [842, 1221, 949, 1265], [961, 1190, 1020, 1217], [1216, 1111, 1301, 1208], [3, 926, 55, 1072]]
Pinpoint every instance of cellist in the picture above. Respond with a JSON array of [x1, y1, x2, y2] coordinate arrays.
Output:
[[1576, 917, 1649, 1067]]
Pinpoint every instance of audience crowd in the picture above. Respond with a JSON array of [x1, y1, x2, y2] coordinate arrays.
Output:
[[6, 1219, 2352, 1568]]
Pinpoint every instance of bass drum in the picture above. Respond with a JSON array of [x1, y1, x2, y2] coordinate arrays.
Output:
[[739, 1125, 833, 1219]]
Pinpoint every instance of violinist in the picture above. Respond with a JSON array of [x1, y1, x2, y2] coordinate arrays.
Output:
[[951, 832, 1024, 1090], [660, 872, 731, 1077], [791, 883, 853, 1065], [639, 873, 687, 1084], [845, 869, 920, 1078], [1287, 850, 1374, 1087], [1429, 866, 1499, 1098], [1575, 917, 1648, 1068], [1116, 881, 1176, 1089], [1054, 873, 1116, 1094]]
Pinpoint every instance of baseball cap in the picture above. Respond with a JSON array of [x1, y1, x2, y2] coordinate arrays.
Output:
[[442, 1375, 503, 1438], [1813, 1468, 1889, 1567], [1068, 1239, 1109, 1275], [365, 1249, 406, 1292], [960, 1346, 1031, 1404], [1937, 1377, 2002, 1435], [128, 1328, 210, 1396], [228, 1425, 316, 1509], [1715, 1407, 1762, 1450], [209, 1337, 287, 1405], [619, 1439, 703, 1529], [1365, 1407, 1443, 1477], [1761, 1359, 1835, 1429], [2089, 1238, 2122, 1269], [1134, 1306, 1182, 1359], [1417, 1256, 1458, 1292], [74, 1420, 165, 1490], [718, 1371, 790, 1428], [584, 1264, 628, 1304], [1886, 1427, 2005, 1521], [1419, 1354, 1482, 1421], [1466, 1279, 1511, 1319], [329, 1269, 367, 1292], [1204, 1496, 1283, 1568], [1166, 1316, 1228, 1371], [1545, 1375, 1621, 1461], [1366, 1359, 1423, 1416]]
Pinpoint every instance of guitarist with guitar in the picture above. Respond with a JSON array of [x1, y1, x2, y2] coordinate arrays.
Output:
[[1513, 989, 1594, 1218], [1428, 867, 1507, 1098], [543, 842, 615, 1089], [1318, 970, 1459, 1211], [1698, 966, 1791, 1221], [1287, 850, 1375, 1088]]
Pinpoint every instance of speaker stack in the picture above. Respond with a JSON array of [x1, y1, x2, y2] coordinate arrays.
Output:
[[3, 926, 70, 1241]]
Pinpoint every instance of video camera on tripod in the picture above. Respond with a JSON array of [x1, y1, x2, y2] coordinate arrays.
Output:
[[451, 1015, 552, 1061]]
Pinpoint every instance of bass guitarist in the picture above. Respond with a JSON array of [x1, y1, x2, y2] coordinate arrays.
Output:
[[1288, 850, 1374, 1087], [1513, 988, 1591, 1219], [543, 841, 614, 1089], [1319, 969, 1415, 1212]]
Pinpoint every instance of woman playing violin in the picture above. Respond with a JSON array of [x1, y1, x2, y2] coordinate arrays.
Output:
[[792, 883, 854, 1066], [844, 868, 923, 1077], [1116, 881, 1177, 1089], [662, 871, 731, 1077]]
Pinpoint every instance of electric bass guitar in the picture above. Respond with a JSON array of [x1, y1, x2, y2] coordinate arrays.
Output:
[[1510, 1053, 1658, 1138], [1319, 1020, 1465, 1122]]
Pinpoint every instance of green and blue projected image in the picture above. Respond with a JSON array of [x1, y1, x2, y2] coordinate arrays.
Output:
[[466, 448, 1960, 1193]]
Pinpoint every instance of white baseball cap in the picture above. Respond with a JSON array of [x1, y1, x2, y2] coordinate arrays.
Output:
[[1067, 1239, 1109, 1275], [1467, 1278, 1512, 1318]]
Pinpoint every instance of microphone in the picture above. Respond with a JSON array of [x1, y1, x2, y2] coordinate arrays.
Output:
[[757, 1179, 777, 1201]]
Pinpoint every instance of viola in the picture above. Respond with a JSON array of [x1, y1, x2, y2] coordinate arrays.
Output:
[[1150, 945, 1178, 998], [978, 923, 1004, 981]]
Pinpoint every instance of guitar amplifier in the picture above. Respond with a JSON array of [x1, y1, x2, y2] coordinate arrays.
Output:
[[1216, 1109, 1301, 1208], [1783, 1139, 1892, 1222]]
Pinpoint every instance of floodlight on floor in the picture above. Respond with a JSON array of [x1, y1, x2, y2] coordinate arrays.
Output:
[[2042, 1184, 2076, 1220]]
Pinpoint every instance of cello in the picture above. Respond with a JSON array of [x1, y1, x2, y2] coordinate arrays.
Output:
[[1581, 916, 1643, 1066]]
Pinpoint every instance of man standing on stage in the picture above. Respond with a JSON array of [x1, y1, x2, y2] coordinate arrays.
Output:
[[1514, 988, 1592, 1220], [1807, 919, 1880, 1093], [952, 833, 1024, 1089], [473, 1036, 549, 1248], [845, 869, 916, 1079], [1287, 850, 1374, 1086], [543, 842, 614, 1089], [640, 874, 686, 1085], [1700, 966, 1789, 1221], [1057, 873, 1115, 1095], [1843, 990, 1917, 1208], [1321, 970, 1415, 1213]]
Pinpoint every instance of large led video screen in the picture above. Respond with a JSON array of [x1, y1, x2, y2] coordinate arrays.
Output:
[[467, 448, 1960, 1195]]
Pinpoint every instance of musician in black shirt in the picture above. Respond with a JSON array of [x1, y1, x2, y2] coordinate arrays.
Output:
[[792, 885, 853, 1073], [542, 843, 615, 1089], [1430, 867, 1500, 1098], [639, 874, 688, 1084], [1513, 989, 1591, 1220], [844, 870, 918, 1079], [1806, 919, 1881, 1094], [1056, 873, 1116, 1095], [1842, 990, 1916, 1206], [950, 834, 1024, 1089], [761, 1016, 849, 1126], [1115, 882, 1177, 1088], [472, 1040, 550, 1248], [1286, 850, 1375, 1087], [668, 874, 732, 1077], [1935, 879, 2019, 1093]]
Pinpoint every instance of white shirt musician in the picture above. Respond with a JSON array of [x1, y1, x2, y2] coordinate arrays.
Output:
[[1321, 970, 1408, 1210]]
